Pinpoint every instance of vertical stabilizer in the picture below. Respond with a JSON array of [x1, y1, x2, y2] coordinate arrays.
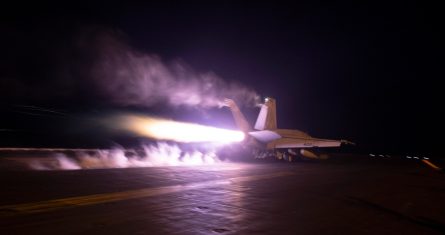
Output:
[[223, 99, 252, 133], [254, 97, 277, 130]]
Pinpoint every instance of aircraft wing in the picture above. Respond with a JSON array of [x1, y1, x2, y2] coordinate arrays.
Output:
[[265, 137, 343, 149]]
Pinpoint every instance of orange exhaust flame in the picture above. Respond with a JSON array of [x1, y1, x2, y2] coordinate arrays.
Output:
[[117, 115, 245, 143]]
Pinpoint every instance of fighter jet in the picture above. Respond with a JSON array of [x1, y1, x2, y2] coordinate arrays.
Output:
[[224, 97, 352, 161]]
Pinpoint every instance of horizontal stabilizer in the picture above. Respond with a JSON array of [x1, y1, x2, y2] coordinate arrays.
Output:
[[248, 130, 281, 142]]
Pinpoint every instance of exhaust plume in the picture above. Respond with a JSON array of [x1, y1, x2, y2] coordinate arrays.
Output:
[[110, 114, 245, 143], [86, 30, 260, 108]]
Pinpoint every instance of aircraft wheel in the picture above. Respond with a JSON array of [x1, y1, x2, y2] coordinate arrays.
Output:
[[274, 151, 281, 160]]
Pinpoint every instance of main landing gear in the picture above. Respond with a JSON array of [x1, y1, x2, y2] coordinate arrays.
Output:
[[253, 149, 298, 162]]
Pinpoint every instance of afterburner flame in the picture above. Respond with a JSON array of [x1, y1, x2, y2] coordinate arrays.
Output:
[[119, 115, 244, 143]]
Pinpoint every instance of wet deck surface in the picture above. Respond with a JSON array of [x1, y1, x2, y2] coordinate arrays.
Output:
[[1, 156, 444, 234]]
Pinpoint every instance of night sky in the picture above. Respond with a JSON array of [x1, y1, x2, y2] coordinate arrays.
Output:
[[0, 1, 442, 155]]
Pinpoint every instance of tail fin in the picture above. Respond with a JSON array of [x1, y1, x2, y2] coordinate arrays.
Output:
[[223, 99, 252, 133], [254, 97, 277, 130]]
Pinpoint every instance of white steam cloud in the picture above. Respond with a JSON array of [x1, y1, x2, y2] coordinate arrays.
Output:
[[87, 30, 259, 108], [29, 142, 223, 170]]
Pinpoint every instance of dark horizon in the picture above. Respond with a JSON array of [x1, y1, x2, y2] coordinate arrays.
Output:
[[0, 2, 441, 156]]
